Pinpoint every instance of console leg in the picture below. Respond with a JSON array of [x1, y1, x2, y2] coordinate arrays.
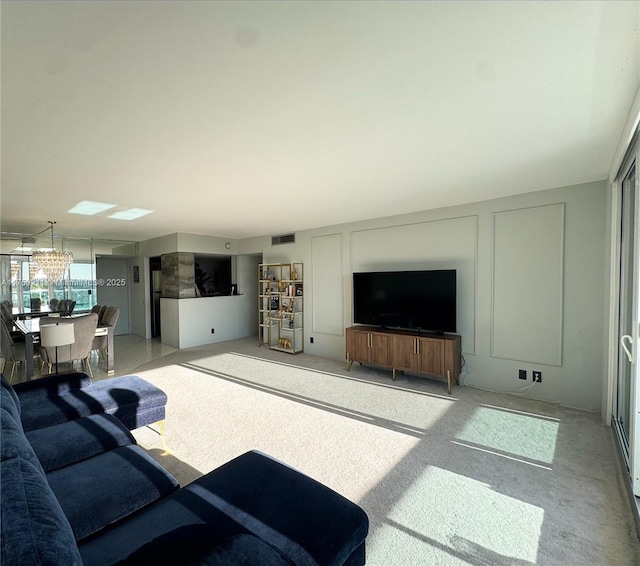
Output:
[[392, 368, 397, 381], [347, 360, 353, 371], [447, 369, 452, 394]]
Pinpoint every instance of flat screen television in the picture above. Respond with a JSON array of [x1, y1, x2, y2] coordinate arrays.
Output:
[[353, 270, 456, 333]]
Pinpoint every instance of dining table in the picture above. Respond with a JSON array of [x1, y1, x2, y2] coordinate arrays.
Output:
[[14, 317, 114, 380], [12, 305, 60, 319]]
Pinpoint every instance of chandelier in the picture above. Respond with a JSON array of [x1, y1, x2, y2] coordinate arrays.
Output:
[[32, 221, 73, 280], [10, 261, 20, 281]]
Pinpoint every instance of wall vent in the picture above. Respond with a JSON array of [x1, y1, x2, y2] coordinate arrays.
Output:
[[271, 233, 295, 246]]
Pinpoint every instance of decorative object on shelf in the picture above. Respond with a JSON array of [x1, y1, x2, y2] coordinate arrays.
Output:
[[292, 268, 298, 280], [295, 283, 303, 296], [31, 221, 73, 280]]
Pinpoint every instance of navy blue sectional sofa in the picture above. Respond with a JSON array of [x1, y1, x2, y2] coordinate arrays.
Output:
[[0, 373, 369, 565]]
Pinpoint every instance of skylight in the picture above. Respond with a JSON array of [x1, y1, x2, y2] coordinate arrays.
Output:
[[68, 201, 116, 215], [108, 208, 154, 221]]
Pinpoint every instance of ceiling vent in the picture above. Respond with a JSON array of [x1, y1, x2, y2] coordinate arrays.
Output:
[[21, 236, 36, 245], [271, 233, 295, 246]]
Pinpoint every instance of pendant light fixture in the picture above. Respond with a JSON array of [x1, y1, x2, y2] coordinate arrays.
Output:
[[31, 221, 73, 280]]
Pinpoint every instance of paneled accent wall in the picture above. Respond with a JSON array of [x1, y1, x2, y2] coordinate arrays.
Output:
[[350, 216, 478, 354], [133, 180, 606, 410], [312, 234, 343, 336], [491, 204, 565, 365]]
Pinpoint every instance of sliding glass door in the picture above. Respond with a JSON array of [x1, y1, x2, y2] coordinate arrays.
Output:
[[613, 141, 640, 496]]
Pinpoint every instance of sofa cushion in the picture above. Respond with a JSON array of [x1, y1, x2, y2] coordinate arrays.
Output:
[[79, 450, 369, 566], [19, 375, 167, 432], [184, 450, 369, 566], [26, 413, 136, 472], [13, 371, 91, 400], [1, 456, 83, 566], [1, 404, 82, 565], [200, 534, 294, 566], [1, 408, 43, 473], [47, 444, 179, 541], [1, 374, 22, 424], [115, 531, 293, 566]]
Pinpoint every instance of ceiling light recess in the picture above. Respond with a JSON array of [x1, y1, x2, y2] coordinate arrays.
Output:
[[108, 208, 153, 221], [68, 200, 117, 215]]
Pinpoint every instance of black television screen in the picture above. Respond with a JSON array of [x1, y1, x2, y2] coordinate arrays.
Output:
[[353, 270, 456, 333]]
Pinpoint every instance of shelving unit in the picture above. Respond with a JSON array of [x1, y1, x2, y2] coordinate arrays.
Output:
[[258, 262, 303, 354]]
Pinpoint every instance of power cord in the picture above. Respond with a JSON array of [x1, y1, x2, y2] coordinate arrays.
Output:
[[459, 354, 540, 396]]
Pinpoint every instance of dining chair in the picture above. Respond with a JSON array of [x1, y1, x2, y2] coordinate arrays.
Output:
[[30, 298, 42, 311], [0, 320, 31, 383], [49, 298, 59, 310], [57, 299, 68, 315], [91, 304, 102, 314], [41, 313, 98, 378], [92, 307, 119, 360], [40, 322, 75, 375], [1, 301, 13, 324], [57, 299, 76, 316]]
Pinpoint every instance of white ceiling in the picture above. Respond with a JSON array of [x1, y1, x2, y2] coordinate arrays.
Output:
[[2, 1, 639, 242]]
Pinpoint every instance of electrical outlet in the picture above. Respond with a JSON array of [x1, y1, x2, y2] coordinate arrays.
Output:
[[211, 328, 215, 334], [310, 337, 314, 344], [533, 371, 542, 383], [519, 369, 527, 380]]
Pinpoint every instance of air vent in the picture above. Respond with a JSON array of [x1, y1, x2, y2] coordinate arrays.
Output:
[[271, 233, 295, 246], [21, 236, 36, 244]]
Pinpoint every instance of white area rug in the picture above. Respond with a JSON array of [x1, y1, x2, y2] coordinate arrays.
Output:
[[132, 341, 640, 565]]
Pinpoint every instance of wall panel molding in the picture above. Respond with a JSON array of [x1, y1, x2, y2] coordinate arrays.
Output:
[[312, 233, 344, 336], [491, 204, 565, 365], [349, 215, 478, 354]]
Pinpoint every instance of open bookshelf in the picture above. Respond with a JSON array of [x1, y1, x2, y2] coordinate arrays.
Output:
[[258, 262, 303, 354]]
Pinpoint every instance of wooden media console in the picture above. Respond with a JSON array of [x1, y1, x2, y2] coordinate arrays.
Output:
[[346, 326, 462, 393]]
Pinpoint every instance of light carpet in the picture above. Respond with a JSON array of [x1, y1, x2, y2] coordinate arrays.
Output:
[[131, 338, 640, 566]]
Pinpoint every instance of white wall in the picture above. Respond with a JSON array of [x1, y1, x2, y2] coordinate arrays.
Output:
[[160, 295, 255, 348], [261, 180, 607, 410], [177, 233, 237, 254], [133, 181, 606, 410], [127, 229, 262, 343]]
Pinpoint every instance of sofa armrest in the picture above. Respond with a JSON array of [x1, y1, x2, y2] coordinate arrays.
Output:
[[13, 372, 92, 401]]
